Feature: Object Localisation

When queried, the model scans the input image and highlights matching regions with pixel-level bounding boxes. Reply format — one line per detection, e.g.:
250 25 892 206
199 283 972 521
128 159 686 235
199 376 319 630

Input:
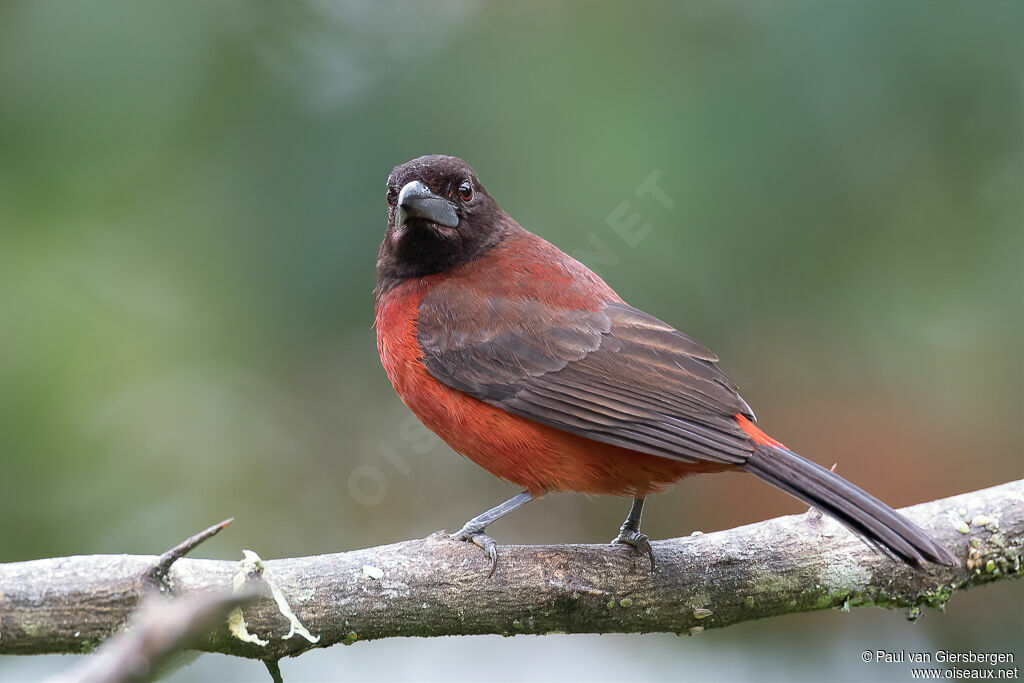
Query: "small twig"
142 518 233 591
51 518 247 683
49 589 260 683
263 659 284 683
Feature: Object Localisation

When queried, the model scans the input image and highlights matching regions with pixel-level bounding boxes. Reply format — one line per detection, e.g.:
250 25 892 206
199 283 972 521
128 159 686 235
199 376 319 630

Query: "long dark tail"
741 441 957 568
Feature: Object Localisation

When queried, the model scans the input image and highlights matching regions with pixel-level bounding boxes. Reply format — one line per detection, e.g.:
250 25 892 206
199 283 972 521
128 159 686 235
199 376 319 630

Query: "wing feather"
418 291 754 465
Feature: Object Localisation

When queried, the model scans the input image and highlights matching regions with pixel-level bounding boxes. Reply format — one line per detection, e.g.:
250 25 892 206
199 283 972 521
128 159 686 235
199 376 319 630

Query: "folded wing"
418 291 755 466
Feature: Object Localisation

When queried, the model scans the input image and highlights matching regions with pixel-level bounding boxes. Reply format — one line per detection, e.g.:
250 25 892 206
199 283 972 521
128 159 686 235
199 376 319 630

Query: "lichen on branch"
0 481 1020 664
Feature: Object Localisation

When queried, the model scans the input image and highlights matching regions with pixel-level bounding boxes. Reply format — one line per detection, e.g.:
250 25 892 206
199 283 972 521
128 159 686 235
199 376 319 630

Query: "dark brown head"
375 155 510 295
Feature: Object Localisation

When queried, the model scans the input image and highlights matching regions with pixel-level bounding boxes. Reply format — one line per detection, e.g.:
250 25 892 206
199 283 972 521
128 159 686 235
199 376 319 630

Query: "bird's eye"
386 188 397 207
457 180 473 202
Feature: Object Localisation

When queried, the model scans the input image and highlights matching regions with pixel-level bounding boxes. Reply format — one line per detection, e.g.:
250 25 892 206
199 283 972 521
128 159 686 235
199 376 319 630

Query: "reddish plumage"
376 231 729 497
373 154 956 569
735 414 786 450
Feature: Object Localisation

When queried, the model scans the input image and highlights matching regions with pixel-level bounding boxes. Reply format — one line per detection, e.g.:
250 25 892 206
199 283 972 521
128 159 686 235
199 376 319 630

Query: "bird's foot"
447 491 534 578
612 529 655 570
450 528 499 577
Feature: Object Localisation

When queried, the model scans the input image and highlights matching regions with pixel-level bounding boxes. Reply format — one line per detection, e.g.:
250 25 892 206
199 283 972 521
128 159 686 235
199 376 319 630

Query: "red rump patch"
735 414 786 449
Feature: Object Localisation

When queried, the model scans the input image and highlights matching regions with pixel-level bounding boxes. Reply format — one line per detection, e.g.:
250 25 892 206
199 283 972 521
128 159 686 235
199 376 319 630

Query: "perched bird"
374 154 957 573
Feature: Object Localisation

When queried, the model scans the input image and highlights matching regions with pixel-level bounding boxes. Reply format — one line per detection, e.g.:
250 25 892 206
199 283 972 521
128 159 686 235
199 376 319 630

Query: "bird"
373 154 957 574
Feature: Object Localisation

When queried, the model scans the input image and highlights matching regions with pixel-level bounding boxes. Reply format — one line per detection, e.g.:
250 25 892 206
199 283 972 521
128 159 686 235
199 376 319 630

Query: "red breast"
375 231 731 496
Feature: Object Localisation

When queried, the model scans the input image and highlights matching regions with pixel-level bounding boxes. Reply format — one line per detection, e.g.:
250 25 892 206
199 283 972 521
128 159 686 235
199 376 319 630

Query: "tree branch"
1 481 1020 663
48 590 258 683
141 518 233 592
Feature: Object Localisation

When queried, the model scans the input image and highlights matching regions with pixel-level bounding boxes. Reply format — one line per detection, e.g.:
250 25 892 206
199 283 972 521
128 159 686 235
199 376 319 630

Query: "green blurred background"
1 1 1021 681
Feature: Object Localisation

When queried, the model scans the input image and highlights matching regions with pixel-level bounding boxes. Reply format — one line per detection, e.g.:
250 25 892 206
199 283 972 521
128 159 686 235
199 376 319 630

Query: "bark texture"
1 481 1020 663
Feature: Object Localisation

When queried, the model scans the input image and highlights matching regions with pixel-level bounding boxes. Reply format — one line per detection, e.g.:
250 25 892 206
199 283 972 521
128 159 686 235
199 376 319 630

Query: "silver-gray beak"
397 181 459 228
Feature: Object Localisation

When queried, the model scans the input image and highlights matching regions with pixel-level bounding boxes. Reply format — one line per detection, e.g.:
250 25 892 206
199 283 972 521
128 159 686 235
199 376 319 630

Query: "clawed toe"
447 491 533 578
451 530 499 577
612 530 656 570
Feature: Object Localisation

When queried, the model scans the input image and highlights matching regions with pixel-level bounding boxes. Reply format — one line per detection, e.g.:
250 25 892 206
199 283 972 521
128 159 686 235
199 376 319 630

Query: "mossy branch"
1 481 1020 668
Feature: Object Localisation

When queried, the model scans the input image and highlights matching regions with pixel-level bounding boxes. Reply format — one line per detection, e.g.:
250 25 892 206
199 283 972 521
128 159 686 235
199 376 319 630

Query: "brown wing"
417 290 755 465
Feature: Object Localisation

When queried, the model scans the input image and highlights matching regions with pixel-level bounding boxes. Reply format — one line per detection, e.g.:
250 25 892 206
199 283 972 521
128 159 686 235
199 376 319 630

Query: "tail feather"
741 442 957 568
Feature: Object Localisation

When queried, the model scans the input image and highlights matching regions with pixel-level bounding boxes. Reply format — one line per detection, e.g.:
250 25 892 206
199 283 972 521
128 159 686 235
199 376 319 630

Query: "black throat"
374 216 512 301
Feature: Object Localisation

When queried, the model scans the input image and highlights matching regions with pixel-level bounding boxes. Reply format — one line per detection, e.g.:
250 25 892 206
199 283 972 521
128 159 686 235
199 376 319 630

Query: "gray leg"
611 497 655 570
451 491 534 576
